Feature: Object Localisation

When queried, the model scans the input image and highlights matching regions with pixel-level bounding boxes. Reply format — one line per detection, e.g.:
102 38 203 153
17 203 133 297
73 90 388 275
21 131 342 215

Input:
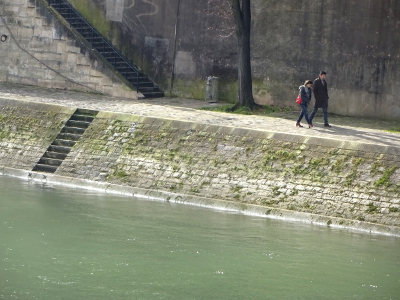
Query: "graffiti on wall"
106 0 160 34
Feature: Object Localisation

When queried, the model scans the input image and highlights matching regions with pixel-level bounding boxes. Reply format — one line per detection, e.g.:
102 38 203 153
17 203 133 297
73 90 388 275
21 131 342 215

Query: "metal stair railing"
48 0 140 91
47 0 164 98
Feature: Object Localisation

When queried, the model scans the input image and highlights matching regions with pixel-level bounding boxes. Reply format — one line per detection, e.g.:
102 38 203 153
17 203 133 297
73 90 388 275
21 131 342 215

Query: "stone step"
32 164 57 173
140 91 165 98
38 157 63 166
66 120 90 129
48 145 71 154
43 151 68 160
61 126 85 135
75 108 99 116
52 139 76 147
57 132 82 141
70 114 94 122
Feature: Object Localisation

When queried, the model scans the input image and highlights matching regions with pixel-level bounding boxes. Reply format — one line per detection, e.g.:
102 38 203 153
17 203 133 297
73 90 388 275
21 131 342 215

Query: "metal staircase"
47 0 164 99
32 109 98 173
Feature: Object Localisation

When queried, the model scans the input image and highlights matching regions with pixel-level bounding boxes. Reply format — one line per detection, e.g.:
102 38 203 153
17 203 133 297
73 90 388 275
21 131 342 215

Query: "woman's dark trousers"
297 103 311 124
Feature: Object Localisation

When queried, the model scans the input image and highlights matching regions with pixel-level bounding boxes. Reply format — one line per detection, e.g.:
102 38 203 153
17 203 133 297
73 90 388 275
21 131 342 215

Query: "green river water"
0 176 399 300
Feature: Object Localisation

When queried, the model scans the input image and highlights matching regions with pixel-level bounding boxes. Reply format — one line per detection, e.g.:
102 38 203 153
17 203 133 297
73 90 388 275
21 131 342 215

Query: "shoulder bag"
295 94 302 104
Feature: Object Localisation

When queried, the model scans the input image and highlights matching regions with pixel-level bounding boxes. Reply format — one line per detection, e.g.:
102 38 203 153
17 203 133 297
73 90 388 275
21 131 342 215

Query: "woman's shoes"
297 122 314 128
296 122 313 128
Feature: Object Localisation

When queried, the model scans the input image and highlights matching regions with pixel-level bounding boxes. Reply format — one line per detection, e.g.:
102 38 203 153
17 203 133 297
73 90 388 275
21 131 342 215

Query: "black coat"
313 78 329 108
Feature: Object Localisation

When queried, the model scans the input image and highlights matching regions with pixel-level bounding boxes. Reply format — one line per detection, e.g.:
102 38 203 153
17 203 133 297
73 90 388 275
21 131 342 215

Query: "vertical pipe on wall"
169 0 181 96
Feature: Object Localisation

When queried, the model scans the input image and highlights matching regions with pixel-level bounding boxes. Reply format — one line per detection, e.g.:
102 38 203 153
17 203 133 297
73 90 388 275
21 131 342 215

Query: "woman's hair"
304 80 313 85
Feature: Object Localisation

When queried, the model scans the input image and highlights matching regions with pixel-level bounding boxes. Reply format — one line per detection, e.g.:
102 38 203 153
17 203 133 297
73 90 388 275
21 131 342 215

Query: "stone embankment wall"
0 99 73 170
0 0 137 99
1 100 399 231
57 0 400 120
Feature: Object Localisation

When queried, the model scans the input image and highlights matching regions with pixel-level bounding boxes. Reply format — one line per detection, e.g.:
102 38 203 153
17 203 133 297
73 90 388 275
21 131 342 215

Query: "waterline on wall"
1 166 399 237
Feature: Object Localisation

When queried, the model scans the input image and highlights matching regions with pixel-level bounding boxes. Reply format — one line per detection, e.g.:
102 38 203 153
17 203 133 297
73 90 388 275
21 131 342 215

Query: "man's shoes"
308 123 313 128
296 122 303 127
324 123 332 127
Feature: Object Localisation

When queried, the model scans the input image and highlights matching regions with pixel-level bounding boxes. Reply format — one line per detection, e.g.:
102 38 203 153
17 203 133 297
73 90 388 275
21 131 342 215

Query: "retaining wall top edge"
0 97 76 114
2 98 399 156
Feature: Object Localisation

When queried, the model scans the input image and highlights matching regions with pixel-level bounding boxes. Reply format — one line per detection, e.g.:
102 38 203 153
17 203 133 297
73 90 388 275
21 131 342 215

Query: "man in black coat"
309 71 331 127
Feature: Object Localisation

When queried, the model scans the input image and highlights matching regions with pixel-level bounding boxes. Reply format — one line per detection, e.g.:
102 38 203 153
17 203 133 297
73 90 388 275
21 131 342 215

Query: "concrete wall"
0 0 138 99
58 0 400 119
1 99 399 230
251 0 400 119
1 0 398 118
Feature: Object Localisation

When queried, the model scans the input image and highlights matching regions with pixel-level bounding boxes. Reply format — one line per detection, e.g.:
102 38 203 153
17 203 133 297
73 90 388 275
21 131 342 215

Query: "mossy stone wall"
1 100 399 227
0 100 73 170
53 111 400 227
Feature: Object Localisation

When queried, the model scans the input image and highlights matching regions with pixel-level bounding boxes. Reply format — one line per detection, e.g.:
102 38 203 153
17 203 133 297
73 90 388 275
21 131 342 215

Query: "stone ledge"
98 111 400 156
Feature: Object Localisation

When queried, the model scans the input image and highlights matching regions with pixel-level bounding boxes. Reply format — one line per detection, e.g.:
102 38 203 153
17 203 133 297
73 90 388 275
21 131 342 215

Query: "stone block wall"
0 0 137 99
0 99 73 170
0 100 399 228
54 111 400 227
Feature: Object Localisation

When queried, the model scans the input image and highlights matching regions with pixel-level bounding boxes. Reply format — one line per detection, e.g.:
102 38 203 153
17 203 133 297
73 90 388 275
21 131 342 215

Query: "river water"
0 176 399 300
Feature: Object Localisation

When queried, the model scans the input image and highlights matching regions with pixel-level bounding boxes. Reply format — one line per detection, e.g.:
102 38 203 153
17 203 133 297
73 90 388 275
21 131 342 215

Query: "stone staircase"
47 0 164 99
32 108 98 173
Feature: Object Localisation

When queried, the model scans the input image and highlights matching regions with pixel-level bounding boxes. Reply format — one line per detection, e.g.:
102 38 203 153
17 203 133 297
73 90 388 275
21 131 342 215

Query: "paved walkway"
0 82 399 149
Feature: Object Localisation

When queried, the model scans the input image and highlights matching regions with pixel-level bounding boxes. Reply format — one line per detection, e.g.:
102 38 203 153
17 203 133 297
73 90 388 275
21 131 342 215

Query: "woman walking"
296 80 313 128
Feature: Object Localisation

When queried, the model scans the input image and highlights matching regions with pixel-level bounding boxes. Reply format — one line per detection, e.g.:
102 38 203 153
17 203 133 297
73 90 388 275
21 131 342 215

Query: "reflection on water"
1 176 399 300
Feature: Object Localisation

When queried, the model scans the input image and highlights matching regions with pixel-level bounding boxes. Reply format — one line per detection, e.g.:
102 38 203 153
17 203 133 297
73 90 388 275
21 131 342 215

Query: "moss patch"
375 167 397 187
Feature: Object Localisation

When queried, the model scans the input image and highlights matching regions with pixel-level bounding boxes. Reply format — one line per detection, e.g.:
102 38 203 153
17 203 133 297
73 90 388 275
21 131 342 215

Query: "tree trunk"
231 0 258 109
